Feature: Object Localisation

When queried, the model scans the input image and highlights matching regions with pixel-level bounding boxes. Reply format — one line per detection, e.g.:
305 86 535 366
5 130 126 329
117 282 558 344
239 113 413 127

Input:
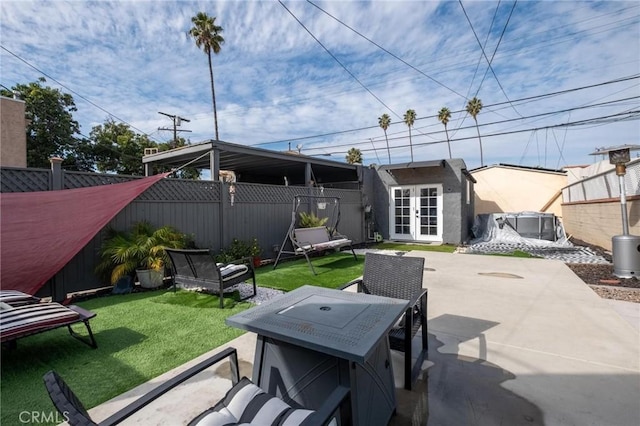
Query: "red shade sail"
0 174 167 295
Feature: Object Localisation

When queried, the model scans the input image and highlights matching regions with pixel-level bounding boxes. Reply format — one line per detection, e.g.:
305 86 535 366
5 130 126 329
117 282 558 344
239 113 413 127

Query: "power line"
185 7 639 124
460 0 522 117
465 0 502 104
0 44 163 143
298 100 639 155
278 1 401 119
323 110 639 157
306 0 466 100
253 75 640 147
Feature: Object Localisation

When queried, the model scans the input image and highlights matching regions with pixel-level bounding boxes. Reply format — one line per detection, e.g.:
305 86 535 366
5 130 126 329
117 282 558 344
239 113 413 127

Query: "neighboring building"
0 96 28 167
562 158 640 251
144 142 476 245
564 161 615 185
470 164 567 218
363 159 476 245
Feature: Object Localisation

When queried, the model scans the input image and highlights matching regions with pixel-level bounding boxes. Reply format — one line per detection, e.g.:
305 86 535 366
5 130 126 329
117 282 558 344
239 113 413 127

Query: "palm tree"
403 109 416 162
345 147 363 164
438 107 452 159
189 12 224 141
466 97 484 166
378 113 392 164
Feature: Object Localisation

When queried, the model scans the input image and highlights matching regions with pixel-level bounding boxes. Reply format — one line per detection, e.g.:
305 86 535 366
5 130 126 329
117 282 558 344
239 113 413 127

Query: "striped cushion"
0 303 79 340
0 290 40 305
189 378 317 426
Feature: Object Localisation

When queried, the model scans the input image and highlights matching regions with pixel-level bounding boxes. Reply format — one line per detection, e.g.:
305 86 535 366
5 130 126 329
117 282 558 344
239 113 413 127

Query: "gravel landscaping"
567 263 640 304
562 239 640 304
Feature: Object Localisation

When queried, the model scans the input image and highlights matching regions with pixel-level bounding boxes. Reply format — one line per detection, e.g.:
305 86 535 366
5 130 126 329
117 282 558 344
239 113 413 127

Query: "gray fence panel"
223 200 292 258
58 200 222 291
3 167 364 294
1 167 51 192
64 171 137 188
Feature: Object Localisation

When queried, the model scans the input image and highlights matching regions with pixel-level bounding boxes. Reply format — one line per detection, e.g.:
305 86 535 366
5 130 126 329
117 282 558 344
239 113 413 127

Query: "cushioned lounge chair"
341 252 428 390
44 347 350 426
0 289 41 306
165 248 256 308
0 302 97 349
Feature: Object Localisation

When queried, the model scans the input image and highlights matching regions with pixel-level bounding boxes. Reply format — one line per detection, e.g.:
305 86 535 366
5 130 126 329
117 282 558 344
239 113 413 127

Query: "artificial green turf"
487 249 541 258
0 289 250 426
256 252 365 291
1 249 423 424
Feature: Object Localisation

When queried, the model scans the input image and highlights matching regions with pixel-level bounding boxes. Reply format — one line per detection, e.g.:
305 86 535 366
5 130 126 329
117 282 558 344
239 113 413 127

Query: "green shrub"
216 238 261 263
96 221 191 285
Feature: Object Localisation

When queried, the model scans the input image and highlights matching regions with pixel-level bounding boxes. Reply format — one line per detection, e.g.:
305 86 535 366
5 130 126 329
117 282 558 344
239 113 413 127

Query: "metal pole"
619 173 629 235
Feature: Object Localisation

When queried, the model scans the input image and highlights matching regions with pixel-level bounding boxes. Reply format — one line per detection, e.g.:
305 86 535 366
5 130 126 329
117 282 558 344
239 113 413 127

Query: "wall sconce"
229 184 236 207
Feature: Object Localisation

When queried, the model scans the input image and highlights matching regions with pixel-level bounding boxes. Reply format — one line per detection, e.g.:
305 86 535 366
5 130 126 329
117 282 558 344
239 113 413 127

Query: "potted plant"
96 221 189 289
299 212 328 228
216 238 263 268
249 238 263 268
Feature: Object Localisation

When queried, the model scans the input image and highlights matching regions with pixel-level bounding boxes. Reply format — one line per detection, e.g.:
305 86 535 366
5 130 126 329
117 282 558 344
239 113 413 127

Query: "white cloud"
1 0 638 169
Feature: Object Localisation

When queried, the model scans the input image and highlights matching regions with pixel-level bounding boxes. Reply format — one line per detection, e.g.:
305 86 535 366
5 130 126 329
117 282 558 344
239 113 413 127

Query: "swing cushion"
294 227 352 253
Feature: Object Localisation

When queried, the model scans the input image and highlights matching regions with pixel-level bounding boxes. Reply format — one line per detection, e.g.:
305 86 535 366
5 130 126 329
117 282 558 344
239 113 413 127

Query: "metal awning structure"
142 140 359 186
377 159 476 184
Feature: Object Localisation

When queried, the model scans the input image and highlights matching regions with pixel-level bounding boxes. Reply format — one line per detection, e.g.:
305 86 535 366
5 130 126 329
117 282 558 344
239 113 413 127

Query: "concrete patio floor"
87 251 640 426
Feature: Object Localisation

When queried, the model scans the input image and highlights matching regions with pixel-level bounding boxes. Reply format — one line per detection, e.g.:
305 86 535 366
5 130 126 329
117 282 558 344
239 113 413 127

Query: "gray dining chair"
342 252 428 390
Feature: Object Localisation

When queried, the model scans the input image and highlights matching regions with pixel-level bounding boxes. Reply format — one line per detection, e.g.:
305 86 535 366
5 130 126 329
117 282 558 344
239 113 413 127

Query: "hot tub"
503 212 558 241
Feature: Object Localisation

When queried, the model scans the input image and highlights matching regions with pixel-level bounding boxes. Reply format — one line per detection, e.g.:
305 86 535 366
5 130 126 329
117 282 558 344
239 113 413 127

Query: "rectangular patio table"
226 285 409 426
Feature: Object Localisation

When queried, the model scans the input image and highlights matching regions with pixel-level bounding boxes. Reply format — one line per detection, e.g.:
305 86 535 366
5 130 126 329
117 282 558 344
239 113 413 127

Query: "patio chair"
341 252 427 390
165 248 256 308
0 289 41 306
0 302 97 349
44 347 351 426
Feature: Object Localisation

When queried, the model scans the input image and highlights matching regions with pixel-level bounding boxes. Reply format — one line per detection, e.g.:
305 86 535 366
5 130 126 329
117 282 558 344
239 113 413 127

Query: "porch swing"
273 194 357 274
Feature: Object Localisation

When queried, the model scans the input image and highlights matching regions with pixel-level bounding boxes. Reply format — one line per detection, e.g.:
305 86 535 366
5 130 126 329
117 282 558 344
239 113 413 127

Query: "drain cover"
478 272 524 279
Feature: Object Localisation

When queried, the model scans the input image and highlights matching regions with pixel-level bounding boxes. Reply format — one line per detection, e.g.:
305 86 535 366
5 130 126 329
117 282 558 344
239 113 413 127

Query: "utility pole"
158 111 192 148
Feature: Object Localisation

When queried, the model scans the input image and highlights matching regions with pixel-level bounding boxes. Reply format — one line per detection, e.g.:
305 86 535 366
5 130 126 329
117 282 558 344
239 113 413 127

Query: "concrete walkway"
87 252 640 425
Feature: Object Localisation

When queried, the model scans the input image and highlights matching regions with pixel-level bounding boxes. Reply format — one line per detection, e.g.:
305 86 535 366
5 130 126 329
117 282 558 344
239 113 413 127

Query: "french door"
389 185 443 242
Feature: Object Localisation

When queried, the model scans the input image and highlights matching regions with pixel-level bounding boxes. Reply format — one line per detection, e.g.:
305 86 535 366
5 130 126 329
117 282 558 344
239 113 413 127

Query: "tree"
5 78 81 168
189 12 224 141
62 138 97 171
345 147 363 164
403 109 416 162
466 97 484 166
378 113 392 164
438 107 452 159
90 119 156 175
156 137 201 179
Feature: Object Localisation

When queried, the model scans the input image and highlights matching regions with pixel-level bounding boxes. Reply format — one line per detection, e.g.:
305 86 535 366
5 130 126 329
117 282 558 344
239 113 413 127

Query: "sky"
1 0 639 171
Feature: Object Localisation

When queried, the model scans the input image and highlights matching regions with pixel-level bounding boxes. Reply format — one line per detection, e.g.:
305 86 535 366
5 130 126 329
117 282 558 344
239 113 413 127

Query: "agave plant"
96 221 189 285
